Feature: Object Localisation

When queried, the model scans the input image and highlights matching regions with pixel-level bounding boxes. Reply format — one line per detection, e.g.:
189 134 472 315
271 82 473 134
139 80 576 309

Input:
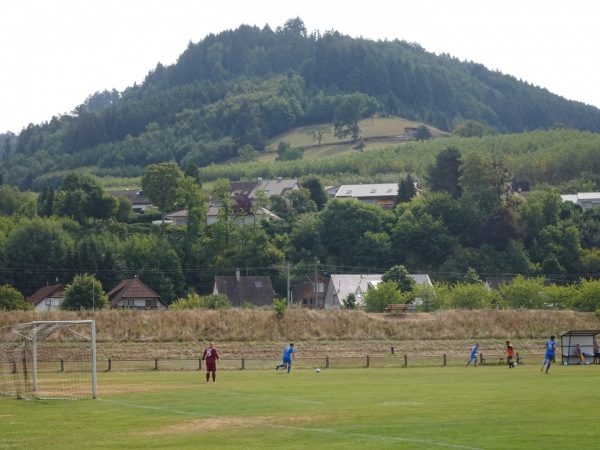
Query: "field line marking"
97 398 482 449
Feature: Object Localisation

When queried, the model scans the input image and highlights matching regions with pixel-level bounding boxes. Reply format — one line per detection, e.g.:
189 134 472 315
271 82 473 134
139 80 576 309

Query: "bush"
273 298 287 317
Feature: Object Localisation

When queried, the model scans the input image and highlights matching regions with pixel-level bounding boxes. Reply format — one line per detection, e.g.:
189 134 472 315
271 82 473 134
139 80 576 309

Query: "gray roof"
252 178 299 198
334 183 398 199
213 275 274 307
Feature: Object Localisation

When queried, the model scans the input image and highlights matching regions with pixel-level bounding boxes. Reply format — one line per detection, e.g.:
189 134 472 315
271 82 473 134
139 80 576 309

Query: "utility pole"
286 261 291 307
314 257 319 309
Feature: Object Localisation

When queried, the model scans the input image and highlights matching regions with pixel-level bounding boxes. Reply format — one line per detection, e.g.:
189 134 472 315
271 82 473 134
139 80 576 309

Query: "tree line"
2 139 600 312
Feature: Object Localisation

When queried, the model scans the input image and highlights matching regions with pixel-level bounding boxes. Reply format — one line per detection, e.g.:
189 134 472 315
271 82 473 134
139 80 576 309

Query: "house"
290 275 329 309
561 192 600 209
106 277 166 310
213 270 275 307
323 273 433 309
251 178 300 199
334 183 399 209
109 189 153 212
164 209 190 226
205 206 283 225
26 284 65 312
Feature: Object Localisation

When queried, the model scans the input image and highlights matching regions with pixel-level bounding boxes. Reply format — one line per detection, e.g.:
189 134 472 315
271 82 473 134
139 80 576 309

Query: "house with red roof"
26 284 65 312
106 277 166 310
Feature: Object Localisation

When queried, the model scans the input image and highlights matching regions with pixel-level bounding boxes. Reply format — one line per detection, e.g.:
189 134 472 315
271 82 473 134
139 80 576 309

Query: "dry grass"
1 309 597 359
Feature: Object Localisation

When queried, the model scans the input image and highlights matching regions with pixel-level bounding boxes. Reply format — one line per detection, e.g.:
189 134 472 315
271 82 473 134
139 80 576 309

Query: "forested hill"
3 17 600 190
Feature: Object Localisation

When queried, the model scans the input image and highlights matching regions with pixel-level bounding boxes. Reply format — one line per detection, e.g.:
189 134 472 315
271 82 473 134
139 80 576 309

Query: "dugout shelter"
561 330 600 365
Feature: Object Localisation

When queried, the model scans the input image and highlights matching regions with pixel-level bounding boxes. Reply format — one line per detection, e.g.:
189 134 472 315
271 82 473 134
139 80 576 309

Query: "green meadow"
1 365 598 449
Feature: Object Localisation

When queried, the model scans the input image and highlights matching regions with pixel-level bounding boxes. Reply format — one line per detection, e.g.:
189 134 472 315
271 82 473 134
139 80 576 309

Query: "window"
254 281 263 288
45 299 52 306
317 283 325 293
122 299 134 307
146 299 157 308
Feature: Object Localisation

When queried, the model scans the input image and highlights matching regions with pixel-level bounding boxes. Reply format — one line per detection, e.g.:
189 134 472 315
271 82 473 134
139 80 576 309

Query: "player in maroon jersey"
202 342 220 383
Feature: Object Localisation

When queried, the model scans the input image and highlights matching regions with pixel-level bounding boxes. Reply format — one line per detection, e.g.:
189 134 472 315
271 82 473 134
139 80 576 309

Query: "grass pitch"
1 364 598 449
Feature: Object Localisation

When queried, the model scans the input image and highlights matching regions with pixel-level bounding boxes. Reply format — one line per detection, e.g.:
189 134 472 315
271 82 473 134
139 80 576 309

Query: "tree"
363 280 404 312
53 172 117 223
396 174 416 204
61 273 108 310
414 124 432 141
141 162 184 226
308 126 331 147
0 284 31 311
426 147 462 198
479 206 523 251
177 175 208 238
342 293 357 309
333 94 367 142
498 275 547 309
382 265 415 292
459 151 504 212
452 120 497 137
300 174 328 210
238 144 259 162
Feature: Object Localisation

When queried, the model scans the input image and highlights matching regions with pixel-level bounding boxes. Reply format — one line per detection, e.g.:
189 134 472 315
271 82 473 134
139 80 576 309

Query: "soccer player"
541 335 556 373
465 342 479 367
276 342 296 373
202 342 219 383
506 341 515 368
575 344 585 364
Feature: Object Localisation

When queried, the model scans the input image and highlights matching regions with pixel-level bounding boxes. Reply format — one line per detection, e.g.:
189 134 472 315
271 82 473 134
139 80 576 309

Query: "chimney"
236 269 241 281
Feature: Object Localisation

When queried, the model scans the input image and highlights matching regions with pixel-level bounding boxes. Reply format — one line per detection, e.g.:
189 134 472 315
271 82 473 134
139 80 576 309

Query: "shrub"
273 298 287 317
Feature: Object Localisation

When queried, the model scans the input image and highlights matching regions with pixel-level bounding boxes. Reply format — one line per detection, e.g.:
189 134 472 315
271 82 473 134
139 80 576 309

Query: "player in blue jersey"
465 342 479 367
541 335 557 373
276 343 296 373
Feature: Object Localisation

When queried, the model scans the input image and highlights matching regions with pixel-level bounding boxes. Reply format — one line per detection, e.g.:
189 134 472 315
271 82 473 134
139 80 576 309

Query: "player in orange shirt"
506 341 515 368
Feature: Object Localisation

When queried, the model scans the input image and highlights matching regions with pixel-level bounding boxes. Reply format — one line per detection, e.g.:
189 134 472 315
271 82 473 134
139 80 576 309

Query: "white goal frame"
0 320 97 400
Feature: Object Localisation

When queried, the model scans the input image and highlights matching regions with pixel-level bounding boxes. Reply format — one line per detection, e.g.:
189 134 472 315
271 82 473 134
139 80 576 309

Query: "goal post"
0 320 97 400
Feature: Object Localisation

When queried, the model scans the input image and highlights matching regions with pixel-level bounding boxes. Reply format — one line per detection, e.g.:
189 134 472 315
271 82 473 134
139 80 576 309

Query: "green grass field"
1 364 598 449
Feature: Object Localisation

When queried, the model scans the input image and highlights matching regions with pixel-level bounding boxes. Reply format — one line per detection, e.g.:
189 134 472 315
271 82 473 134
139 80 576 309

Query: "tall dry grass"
1 309 597 343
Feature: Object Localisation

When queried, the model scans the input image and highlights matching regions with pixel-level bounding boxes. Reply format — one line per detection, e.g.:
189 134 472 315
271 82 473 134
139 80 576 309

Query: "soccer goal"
0 320 96 400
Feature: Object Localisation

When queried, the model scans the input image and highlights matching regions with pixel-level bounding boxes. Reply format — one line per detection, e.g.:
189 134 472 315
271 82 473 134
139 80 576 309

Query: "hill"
2 17 600 190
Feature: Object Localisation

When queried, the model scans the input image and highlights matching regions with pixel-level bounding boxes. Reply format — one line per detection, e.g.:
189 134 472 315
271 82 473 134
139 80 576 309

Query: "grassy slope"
260 117 448 162
1 309 597 360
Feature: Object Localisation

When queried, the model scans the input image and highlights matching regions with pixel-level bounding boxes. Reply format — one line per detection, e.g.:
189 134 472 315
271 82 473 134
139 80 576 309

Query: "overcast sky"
2 0 598 134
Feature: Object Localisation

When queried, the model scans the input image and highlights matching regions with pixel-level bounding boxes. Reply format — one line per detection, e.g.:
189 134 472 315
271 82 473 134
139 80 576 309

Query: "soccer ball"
513 362 517 367
316 368 321 373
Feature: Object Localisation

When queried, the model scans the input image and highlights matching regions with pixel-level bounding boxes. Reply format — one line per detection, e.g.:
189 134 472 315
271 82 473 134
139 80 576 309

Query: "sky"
2 0 599 134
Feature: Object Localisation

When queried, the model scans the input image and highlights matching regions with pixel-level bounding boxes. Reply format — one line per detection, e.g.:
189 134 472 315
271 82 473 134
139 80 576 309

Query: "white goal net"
0 320 96 400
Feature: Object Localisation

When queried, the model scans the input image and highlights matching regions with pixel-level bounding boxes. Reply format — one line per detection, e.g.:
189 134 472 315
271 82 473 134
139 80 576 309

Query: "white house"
560 192 600 209
26 284 65 312
323 273 433 309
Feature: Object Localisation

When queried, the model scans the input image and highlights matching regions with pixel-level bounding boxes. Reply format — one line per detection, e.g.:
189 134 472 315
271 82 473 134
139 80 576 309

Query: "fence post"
242 357 245 370
404 354 408 367
107 358 112 371
60 359 64 372
198 358 202 370
516 352 522 364
443 353 447 366
154 357 158 370
391 346 395 355
366 355 370 368
325 355 330 369
12 359 16 373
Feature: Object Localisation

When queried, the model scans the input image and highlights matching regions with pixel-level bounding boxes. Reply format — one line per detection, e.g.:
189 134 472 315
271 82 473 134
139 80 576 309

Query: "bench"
480 353 522 365
385 304 409 314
